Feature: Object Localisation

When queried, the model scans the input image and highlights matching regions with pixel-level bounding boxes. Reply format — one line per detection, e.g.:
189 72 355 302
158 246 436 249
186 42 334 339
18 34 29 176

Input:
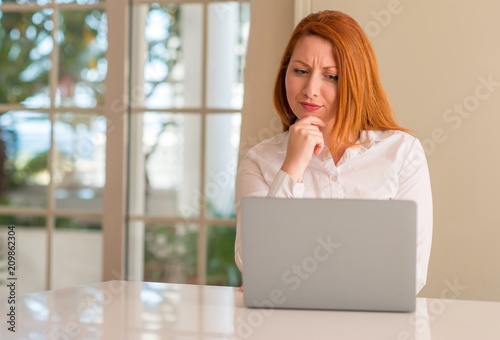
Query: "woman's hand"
281 116 326 182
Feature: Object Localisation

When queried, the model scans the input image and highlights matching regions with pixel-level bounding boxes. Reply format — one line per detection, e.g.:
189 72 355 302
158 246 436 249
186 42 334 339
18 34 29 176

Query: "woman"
235 10 432 293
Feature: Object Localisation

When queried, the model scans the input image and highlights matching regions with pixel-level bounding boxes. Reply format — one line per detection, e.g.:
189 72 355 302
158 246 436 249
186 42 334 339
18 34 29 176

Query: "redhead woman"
235 10 432 294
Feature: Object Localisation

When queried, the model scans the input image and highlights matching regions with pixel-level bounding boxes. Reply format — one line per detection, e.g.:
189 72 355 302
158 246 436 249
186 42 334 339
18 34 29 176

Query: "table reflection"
8 280 490 340
234 298 430 340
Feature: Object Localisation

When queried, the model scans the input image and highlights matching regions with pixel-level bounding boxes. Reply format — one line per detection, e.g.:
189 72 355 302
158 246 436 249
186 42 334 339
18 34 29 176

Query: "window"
0 0 107 293
127 1 250 286
0 0 249 291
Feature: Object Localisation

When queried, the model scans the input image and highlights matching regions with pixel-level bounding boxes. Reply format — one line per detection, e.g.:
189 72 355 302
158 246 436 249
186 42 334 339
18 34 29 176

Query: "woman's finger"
295 115 327 127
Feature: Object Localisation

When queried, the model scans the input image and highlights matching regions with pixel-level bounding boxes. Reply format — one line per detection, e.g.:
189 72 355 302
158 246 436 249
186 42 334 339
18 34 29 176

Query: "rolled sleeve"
267 169 305 198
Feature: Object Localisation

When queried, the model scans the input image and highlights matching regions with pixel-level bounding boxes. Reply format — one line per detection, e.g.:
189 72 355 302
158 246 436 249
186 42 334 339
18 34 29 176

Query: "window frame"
0 0 247 288
0 0 109 291
125 0 248 285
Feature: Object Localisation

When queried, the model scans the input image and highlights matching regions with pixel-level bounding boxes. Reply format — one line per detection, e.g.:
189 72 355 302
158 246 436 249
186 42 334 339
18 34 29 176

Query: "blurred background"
0 0 249 293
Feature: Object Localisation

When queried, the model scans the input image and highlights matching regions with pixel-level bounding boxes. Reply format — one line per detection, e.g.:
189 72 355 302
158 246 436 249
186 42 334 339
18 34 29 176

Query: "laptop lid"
241 197 416 312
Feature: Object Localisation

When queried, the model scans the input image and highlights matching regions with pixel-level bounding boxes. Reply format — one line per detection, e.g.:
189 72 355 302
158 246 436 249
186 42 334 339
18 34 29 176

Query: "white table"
1 280 499 339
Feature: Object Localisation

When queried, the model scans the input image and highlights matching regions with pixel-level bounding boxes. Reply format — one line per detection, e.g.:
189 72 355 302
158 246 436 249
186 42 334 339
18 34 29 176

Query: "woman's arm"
394 138 433 294
234 116 325 272
234 146 307 270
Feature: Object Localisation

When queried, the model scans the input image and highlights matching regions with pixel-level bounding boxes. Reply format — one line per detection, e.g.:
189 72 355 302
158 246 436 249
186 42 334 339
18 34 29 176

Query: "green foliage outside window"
0 11 50 104
0 10 106 105
0 9 106 207
0 4 245 287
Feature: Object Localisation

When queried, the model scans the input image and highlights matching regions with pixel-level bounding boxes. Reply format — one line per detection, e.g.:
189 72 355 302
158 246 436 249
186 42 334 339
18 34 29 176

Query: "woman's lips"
300 101 322 111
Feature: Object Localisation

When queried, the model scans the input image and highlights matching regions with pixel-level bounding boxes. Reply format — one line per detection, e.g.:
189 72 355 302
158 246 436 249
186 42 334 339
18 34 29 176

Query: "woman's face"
285 35 338 127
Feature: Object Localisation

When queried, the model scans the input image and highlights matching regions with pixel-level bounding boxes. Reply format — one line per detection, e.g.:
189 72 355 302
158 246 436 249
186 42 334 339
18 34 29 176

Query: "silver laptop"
241 197 416 312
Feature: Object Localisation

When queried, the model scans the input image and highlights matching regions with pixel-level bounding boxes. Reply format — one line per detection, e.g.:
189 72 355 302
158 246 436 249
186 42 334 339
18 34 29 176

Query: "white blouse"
234 129 433 293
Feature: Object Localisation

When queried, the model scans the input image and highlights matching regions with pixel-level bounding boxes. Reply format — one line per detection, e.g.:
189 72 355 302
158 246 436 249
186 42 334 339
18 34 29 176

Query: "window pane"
57 10 107 108
129 112 201 218
206 225 241 287
206 2 250 109
0 10 53 107
143 223 197 284
205 113 240 219
0 111 50 208
52 218 101 289
54 113 106 212
131 3 202 109
0 216 47 295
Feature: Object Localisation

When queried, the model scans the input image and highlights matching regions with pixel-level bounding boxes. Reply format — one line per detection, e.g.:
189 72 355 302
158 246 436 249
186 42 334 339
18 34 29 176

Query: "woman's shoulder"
366 129 419 147
362 129 425 157
369 129 414 140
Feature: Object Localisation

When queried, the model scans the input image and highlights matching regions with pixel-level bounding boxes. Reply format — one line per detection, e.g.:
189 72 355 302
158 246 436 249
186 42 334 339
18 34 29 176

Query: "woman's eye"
293 69 307 75
326 75 338 82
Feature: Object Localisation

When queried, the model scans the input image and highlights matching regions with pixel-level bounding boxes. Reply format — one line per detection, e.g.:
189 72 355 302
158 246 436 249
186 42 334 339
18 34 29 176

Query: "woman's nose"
303 74 320 98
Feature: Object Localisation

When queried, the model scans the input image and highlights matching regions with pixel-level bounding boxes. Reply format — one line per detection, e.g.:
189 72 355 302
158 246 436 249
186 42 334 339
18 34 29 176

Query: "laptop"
241 197 417 312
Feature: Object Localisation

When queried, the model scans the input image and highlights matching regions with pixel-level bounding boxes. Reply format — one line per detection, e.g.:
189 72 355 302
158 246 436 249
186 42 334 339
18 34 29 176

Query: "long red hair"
273 10 409 152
